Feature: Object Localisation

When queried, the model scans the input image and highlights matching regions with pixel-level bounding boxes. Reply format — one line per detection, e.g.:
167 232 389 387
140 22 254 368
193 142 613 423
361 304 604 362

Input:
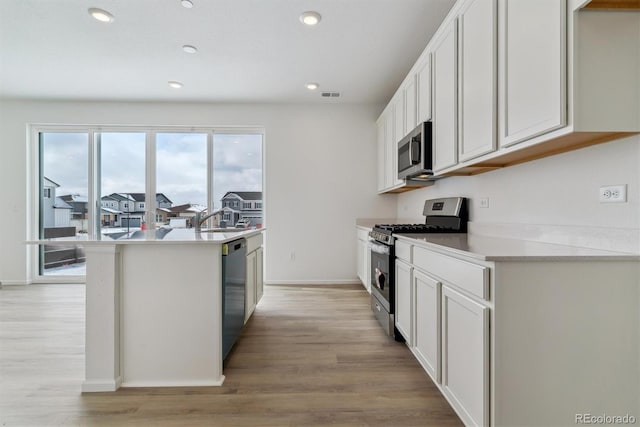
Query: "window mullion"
146 131 156 231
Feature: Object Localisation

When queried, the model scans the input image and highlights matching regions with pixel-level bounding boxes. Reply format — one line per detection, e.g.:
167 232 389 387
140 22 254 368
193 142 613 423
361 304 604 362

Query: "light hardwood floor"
0 283 462 426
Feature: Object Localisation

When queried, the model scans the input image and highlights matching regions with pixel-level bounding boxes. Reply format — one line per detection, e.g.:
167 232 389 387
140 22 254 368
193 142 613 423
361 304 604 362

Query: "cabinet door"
393 94 405 143
376 118 386 192
245 250 257 323
441 285 489 427
357 238 365 285
384 110 397 189
458 0 497 162
432 19 458 172
364 242 371 294
499 0 566 147
395 259 412 344
413 269 441 383
256 247 263 304
404 75 418 133
417 55 432 123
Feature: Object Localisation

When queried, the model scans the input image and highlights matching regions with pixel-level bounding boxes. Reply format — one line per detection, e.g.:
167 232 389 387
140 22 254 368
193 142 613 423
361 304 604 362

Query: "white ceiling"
0 0 455 104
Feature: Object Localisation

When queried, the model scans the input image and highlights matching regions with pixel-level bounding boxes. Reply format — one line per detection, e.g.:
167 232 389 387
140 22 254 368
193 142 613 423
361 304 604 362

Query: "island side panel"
120 243 223 387
82 244 122 392
492 260 639 426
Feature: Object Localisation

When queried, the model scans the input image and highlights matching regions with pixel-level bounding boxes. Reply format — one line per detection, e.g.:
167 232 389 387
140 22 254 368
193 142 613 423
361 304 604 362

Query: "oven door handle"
368 242 390 255
375 268 386 290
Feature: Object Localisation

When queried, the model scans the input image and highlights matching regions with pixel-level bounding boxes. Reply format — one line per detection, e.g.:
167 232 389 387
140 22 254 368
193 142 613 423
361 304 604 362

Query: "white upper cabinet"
416 55 432 124
458 0 497 162
499 0 566 148
377 0 639 184
385 109 396 189
432 18 458 173
376 118 386 193
404 75 418 133
393 94 405 143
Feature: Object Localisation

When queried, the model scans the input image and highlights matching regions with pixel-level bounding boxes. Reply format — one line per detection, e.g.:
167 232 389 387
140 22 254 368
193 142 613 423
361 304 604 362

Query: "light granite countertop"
395 233 639 261
28 227 264 245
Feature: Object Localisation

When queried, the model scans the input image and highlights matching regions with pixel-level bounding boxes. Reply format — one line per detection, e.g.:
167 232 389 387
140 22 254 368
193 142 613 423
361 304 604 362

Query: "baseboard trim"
265 279 362 286
81 376 121 393
0 280 31 286
120 377 225 388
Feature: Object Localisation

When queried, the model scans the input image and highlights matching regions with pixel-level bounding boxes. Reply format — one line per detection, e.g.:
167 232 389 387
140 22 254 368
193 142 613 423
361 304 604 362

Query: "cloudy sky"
42 131 262 209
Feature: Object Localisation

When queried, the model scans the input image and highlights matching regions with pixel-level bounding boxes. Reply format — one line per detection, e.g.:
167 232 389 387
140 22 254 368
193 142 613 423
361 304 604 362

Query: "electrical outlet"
479 197 489 208
290 251 296 261
599 185 627 203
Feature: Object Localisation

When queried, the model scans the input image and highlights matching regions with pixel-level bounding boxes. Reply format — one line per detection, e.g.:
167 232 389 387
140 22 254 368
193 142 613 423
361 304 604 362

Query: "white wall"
397 135 640 251
0 99 397 284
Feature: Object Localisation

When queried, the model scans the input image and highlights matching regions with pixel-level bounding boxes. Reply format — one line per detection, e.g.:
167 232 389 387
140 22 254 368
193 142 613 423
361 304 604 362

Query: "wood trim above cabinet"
440 130 639 176
583 0 640 9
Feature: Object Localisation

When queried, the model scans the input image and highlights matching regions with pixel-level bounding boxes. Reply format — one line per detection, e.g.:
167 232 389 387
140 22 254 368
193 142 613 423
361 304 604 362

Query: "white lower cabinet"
441 285 489 427
412 269 441 383
256 247 263 303
245 250 256 323
396 237 638 426
394 258 412 344
356 228 371 293
245 234 264 324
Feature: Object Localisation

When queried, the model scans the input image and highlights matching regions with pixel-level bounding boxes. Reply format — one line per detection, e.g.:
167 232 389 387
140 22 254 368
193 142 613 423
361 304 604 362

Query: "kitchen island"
33 228 264 392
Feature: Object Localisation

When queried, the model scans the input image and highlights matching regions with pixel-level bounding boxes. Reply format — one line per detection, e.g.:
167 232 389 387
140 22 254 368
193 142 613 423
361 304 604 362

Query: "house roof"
222 191 262 201
43 177 60 188
168 204 206 214
101 207 121 214
53 197 72 209
103 193 173 204
59 194 88 203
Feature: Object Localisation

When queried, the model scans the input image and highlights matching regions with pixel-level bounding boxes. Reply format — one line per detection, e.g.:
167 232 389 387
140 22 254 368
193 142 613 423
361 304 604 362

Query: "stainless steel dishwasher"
221 238 246 361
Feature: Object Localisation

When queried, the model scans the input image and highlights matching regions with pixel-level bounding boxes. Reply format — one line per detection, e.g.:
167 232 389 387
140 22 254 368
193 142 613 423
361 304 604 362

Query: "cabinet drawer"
413 247 488 300
245 233 264 253
396 240 412 263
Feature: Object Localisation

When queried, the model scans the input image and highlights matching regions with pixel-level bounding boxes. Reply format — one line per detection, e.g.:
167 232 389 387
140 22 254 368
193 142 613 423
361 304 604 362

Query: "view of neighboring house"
42 184 262 231
166 203 206 228
100 193 173 228
220 191 263 227
42 177 72 228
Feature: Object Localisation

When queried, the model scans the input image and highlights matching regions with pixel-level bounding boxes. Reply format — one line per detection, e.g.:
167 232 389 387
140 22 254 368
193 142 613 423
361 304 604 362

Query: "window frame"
29 124 265 283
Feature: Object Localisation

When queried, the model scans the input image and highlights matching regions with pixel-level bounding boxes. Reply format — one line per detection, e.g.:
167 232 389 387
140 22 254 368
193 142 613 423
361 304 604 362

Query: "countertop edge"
26 229 265 245
394 233 640 262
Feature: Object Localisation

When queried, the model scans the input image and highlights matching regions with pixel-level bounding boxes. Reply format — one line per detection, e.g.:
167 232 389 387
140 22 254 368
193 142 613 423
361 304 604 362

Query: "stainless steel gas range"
368 197 468 340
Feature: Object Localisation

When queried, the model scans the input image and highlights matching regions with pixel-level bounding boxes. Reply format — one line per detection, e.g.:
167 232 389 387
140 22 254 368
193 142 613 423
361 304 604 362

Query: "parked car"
235 218 251 228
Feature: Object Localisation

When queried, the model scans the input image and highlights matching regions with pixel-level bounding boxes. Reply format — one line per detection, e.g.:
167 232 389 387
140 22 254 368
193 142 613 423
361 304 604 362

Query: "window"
100 132 145 234
255 202 262 209
39 132 88 276
35 126 263 279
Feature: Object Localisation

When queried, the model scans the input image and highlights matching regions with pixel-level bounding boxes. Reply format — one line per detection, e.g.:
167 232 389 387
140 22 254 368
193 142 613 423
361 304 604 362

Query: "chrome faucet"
194 211 217 232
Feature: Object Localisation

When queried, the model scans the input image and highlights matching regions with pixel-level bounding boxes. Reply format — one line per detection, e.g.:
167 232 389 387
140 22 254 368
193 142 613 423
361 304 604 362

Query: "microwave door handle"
410 137 420 165
408 139 414 166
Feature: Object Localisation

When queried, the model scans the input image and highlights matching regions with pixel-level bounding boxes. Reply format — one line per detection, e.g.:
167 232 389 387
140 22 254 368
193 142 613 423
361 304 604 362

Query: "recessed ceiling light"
88 8 114 23
168 81 184 89
300 11 321 26
181 0 194 8
305 82 319 90
182 45 198 54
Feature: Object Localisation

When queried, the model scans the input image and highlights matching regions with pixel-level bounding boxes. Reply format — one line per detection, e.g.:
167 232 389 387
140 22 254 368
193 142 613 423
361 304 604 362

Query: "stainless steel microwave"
397 121 433 180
